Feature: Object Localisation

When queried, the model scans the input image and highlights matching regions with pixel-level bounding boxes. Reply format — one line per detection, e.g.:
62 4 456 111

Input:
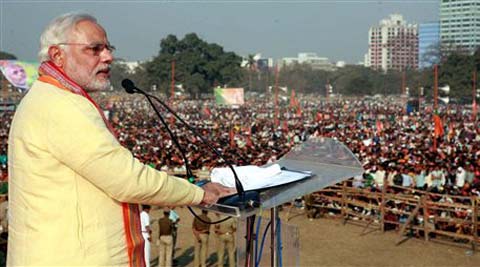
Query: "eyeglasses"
56 43 116 55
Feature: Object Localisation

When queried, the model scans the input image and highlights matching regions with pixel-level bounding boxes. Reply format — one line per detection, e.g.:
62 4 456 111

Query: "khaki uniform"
193 212 211 267
158 215 173 267
214 217 237 267
0 197 7 233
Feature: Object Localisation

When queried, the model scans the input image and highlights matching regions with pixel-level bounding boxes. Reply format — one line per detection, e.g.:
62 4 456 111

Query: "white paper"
211 164 311 191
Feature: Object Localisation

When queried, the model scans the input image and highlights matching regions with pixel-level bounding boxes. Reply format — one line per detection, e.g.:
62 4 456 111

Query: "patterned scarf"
38 61 146 267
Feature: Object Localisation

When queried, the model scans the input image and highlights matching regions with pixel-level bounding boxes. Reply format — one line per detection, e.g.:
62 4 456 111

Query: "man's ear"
48 46 65 67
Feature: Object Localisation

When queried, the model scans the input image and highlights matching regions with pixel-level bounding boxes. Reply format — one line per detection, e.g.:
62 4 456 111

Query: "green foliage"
438 51 474 99
129 34 479 100
109 59 131 90
0 51 16 60
143 33 243 97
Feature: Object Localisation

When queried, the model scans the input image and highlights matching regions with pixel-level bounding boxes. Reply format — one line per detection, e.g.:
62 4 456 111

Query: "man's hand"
200 182 236 205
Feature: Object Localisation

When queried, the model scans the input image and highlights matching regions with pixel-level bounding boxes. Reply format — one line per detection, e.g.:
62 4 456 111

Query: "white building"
440 0 480 54
365 14 418 71
121 61 140 74
281 52 335 71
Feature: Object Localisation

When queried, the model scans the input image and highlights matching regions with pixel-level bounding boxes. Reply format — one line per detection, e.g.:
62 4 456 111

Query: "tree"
439 51 474 99
109 59 131 90
144 33 243 97
0 51 16 60
246 54 256 91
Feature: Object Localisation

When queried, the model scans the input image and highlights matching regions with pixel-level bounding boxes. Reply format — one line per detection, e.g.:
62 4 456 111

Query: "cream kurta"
7 80 204 266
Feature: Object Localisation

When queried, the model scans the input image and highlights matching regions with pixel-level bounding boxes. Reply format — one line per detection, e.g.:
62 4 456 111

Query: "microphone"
121 79 247 202
121 79 196 182
121 79 137 94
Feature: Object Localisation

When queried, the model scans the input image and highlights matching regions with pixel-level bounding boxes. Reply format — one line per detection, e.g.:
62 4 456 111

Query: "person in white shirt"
455 166 466 188
141 205 152 267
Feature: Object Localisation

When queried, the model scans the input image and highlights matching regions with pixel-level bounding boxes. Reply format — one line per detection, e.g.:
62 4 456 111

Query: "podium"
199 137 363 267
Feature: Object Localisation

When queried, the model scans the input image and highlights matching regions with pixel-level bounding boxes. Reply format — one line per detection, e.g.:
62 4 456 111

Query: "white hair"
38 13 97 62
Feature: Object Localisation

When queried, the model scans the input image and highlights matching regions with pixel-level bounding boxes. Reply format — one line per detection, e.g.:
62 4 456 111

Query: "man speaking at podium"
7 13 234 266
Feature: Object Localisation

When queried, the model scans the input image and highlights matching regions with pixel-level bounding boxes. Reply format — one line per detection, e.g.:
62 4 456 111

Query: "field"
148 207 480 267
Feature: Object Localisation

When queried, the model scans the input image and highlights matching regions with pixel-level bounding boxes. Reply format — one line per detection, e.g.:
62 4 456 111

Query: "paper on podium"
211 164 311 191
202 137 363 217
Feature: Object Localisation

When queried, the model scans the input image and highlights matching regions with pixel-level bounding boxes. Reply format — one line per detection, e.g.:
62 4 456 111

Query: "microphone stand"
121 79 251 204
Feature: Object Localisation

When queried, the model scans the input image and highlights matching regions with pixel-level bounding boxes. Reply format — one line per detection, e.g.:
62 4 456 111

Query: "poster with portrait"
0 60 39 90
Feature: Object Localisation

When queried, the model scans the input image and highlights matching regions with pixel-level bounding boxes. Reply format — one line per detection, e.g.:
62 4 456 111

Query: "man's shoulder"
17 80 94 116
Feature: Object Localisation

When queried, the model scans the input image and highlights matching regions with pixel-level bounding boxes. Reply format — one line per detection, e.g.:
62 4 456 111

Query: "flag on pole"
203 105 211 117
282 121 288 132
376 120 383 135
229 127 235 148
290 89 296 108
296 105 302 117
473 99 477 121
433 114 444 137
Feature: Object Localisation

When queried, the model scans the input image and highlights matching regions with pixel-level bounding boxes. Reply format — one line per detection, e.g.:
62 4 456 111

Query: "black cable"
187 207 232 224
122 79 245 198
142 94 194 179
141 92 245 196
144 94 232 225
124 83 233 224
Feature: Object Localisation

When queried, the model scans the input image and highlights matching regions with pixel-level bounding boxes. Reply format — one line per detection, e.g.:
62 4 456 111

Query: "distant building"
366 14 418 71
440 0 480 54
241 53 273 71
419 22 440 68
281 52 335 71
336 61 346 68
119 61 140 74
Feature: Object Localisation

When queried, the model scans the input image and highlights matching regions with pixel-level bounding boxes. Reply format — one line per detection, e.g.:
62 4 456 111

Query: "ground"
148 207 480 267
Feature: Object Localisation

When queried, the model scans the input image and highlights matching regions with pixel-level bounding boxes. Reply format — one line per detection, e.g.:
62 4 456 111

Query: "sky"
0 0 439 64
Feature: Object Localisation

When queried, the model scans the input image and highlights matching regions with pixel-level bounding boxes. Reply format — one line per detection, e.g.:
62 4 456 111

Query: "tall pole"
271 207 279 267
170 59 175 103
433 64 438 150
402 70 407 114
473 69 477 121
434 64 438 111
274 65 279 127
326 79 329 99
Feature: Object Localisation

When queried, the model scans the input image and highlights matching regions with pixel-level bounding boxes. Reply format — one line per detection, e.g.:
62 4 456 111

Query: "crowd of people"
1 88 479 259
1 91 479 193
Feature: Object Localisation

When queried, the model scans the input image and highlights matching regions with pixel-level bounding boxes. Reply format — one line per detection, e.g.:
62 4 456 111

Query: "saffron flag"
473 99 477 121
203 105 211 117
282 121 288 132
376 120 383 134
229 127 235 148
290 89 297 108
296 105 302 116
433 114 444 137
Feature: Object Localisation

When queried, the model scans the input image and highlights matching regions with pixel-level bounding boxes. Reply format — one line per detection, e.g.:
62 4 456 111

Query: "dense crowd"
1 92 479 198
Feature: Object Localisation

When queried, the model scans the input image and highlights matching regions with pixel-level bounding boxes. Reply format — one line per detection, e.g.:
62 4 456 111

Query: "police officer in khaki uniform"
157 210 173 267
214 214 237 267
192 210 211 267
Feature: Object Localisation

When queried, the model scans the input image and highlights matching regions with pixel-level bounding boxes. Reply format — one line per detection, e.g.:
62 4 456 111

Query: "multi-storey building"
440 0 480 54
366 14 419 71
419 22 441 68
